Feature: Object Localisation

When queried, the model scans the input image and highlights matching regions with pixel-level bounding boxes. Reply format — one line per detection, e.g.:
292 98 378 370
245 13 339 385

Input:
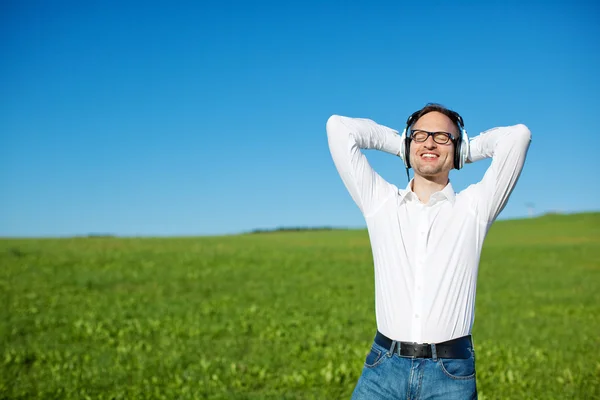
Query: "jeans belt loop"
431 343 438 361
388 340 397 356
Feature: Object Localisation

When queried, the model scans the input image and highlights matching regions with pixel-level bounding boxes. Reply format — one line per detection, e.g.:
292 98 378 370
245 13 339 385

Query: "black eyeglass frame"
409 129 457 145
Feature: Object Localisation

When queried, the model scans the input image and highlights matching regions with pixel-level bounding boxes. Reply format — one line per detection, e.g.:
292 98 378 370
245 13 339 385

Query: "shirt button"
415 314 420 319
417 286 422 291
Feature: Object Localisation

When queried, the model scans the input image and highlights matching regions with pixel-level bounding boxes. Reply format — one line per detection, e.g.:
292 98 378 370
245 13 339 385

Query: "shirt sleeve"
466 124 532 224
326 114 404 216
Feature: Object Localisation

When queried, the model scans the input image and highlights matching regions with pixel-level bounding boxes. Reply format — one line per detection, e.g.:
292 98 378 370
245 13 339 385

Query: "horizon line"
0 210 598 240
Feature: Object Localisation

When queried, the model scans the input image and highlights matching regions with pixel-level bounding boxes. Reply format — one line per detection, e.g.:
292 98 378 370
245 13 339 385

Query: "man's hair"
410 103 463 135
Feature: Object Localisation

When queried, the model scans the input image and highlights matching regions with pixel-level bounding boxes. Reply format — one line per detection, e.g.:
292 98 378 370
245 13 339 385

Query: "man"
325 103 531 399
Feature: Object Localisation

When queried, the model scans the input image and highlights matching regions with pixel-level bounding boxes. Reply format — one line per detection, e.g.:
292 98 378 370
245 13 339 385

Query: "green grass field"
1 212 599 399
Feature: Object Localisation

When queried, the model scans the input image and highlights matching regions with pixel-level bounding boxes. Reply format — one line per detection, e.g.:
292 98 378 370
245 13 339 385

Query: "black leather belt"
374 331 472 359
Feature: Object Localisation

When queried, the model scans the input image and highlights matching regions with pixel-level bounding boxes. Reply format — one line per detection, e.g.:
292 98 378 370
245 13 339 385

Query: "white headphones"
399 108 470 170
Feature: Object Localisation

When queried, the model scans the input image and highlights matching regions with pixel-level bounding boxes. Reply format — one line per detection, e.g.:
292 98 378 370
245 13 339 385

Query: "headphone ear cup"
454 134 462 170
405 136 411 169
402 114 418 170
400 128 410 169
460 129 469 169
454 128 469 169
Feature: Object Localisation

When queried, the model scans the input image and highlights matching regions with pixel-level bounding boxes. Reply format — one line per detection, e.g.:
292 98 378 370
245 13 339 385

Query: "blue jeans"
351 339 477 399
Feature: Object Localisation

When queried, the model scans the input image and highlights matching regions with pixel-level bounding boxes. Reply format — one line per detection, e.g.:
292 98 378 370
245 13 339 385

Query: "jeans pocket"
364 343 388 368
439 349 476 380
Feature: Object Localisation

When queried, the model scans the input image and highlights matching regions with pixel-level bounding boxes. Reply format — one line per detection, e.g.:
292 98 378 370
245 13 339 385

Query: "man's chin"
413 166 449 179
414 167 442 177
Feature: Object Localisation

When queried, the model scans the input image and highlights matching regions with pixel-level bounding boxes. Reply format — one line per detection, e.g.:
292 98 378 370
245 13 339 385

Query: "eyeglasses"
410 130 456 145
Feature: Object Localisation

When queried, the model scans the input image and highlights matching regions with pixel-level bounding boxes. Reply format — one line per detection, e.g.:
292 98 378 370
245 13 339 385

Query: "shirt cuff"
467 130 496 163
383 130 404 157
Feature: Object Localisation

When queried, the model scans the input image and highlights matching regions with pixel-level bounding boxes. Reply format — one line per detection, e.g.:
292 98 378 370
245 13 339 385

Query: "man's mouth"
420 153 439 159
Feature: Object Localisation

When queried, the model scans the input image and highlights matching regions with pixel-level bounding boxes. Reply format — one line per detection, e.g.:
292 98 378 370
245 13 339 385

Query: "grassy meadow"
1 212 599 399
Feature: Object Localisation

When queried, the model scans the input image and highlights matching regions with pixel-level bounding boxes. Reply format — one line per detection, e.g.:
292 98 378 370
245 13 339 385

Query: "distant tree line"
85 233 117 238
248 226 338 234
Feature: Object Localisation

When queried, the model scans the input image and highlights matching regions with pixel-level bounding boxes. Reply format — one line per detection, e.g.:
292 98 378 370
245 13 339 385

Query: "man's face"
409 111 458 178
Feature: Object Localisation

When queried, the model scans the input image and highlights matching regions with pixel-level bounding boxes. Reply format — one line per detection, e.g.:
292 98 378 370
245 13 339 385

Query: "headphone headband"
406 109 464 131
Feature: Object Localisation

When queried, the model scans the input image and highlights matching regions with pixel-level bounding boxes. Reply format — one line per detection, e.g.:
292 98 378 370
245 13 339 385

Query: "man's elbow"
513 124 532 143
326 114 341 129
326 114 345 137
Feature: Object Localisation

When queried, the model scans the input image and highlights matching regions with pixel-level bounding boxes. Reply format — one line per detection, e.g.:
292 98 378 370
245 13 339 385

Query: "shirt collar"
399 179 456 205
398 180 415 203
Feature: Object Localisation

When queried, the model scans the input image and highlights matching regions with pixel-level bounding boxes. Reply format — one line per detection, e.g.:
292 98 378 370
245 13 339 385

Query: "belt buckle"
419 342 431 358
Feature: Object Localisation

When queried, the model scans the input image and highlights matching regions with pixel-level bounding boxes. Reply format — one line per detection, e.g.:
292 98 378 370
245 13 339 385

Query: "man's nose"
423 135 437 148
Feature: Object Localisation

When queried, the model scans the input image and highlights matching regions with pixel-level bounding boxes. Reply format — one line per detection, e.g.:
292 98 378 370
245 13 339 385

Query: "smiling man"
325 103 531 399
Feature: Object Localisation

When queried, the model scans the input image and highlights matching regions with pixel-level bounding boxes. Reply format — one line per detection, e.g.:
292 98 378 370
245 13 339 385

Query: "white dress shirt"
326 115 531 344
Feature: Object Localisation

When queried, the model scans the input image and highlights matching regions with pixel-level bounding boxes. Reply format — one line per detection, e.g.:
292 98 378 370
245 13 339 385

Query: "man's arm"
466 124 532 224
326 115 404 216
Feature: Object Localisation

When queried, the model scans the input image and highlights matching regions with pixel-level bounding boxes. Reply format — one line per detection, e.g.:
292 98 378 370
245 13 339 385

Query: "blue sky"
1 0 599 237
